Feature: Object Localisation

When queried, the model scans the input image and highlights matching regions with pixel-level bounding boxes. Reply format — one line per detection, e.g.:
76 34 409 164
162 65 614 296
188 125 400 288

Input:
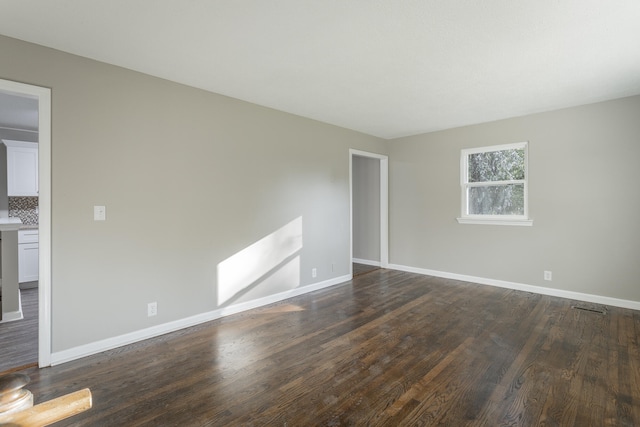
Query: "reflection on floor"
353 262 380 277
14 269 636 425
0 287 38 374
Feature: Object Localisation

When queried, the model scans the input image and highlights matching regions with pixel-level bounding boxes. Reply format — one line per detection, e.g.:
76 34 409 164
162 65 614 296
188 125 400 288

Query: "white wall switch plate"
94 205 106 221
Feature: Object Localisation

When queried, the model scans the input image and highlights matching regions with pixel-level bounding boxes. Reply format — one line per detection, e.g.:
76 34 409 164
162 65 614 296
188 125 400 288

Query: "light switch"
94 205 106 221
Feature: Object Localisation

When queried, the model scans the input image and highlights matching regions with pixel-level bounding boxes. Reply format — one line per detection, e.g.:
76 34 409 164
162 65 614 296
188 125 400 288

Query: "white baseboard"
388 263 640 311
0 309 24 323
51 264 640 366
352 258 381 267
0 290 24 323
51 274 351 366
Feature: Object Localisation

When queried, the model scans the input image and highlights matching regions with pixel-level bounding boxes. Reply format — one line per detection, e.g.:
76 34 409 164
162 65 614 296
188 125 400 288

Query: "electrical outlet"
148 302 157 317
312 268 317 278
94 205 106 221
544 271 552 281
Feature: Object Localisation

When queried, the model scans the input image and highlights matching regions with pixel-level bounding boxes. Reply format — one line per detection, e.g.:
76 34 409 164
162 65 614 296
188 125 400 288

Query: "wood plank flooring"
0 287 38 373
352 262 380 277
14 269 640 426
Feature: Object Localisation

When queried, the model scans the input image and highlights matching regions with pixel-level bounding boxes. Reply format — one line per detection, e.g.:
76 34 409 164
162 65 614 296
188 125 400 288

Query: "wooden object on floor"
0 373 32 415
0 388 91 426
12 269 640 425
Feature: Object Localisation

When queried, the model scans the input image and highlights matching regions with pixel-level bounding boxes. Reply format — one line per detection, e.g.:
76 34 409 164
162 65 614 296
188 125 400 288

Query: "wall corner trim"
387 263 640 311
352 258 381 267
50 274 351 366
0 308 24 323
0 289 24 323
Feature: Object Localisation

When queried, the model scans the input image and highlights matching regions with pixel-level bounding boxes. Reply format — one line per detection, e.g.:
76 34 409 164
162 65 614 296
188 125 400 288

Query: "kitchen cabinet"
3 140 39 197
18 229 39 283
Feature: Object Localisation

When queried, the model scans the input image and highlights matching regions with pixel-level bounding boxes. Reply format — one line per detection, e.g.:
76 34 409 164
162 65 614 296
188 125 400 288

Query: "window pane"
468 148 524 182
468 184 524 215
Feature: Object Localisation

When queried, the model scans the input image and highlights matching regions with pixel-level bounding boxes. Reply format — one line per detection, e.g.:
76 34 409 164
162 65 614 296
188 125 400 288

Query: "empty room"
0 1 639 425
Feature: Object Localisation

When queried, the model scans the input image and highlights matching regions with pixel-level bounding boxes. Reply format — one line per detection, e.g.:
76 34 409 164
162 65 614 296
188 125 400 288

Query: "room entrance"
0 78 52 371
349 149 388 277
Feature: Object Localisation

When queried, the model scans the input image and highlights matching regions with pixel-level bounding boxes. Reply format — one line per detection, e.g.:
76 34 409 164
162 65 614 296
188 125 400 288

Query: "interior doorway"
0 78 51 370
349 149 388 277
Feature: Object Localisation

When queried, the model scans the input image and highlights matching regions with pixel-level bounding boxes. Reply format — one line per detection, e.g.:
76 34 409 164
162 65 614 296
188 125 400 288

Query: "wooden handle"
0 388 92 426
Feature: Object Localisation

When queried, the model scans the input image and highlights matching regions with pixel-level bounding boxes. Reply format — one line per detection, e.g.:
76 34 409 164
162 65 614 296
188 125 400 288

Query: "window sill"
456 217 533 226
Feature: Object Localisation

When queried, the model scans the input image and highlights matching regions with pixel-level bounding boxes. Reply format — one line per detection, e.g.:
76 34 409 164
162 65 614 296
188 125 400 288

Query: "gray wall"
388 95 640 302
0 35 387 352
352 155 380 262
3 32 638 356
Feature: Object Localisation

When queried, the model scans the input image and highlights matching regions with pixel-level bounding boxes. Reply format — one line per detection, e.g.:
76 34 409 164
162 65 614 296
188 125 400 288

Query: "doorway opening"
349 149 388 278
0 78 52 371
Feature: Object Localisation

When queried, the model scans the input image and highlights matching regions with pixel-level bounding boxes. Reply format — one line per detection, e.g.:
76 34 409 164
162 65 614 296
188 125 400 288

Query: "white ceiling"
1 1 639 139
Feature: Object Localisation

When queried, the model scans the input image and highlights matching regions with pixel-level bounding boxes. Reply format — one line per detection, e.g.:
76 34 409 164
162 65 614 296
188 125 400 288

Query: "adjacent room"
0 1 639 425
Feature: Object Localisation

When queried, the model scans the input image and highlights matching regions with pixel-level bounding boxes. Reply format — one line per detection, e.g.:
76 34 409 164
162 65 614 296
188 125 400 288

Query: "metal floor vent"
571 305 607 315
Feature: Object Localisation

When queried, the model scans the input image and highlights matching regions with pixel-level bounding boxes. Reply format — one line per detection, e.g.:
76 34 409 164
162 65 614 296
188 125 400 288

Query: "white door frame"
349 149 389 276
0 78 52 367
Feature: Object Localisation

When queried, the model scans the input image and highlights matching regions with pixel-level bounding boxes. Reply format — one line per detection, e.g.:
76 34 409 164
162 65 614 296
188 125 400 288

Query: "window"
457 142 532 226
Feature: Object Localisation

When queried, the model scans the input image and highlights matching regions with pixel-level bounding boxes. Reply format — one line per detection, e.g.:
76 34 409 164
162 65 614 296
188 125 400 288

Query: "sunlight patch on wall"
217 217 303 305
230 255 301 305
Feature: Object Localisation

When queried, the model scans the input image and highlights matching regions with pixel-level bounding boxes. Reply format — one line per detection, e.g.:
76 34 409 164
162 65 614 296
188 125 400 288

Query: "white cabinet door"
18 229 39 283
19 242 39 283
3 140 39 197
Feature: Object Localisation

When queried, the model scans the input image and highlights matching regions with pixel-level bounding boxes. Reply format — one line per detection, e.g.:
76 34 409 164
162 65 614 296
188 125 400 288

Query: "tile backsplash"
9 196 39 225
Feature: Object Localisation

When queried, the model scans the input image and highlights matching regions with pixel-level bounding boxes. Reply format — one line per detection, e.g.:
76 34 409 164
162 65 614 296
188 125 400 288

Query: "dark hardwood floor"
14 269 640 426
353 262 380 277
0 287 38 373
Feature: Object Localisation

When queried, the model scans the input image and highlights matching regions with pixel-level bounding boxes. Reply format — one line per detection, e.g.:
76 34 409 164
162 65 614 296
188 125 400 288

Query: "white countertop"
0 217 22 231
19 224 39 230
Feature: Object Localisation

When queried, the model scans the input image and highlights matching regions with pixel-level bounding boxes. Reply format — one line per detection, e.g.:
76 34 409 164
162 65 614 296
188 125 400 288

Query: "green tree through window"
459 142 530 223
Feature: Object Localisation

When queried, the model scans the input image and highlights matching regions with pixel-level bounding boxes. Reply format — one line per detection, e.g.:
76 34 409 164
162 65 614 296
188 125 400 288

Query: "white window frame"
457 141 533 226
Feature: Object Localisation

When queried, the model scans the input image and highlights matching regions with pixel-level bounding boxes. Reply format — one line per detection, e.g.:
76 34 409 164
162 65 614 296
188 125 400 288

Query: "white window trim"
456 141 533 226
